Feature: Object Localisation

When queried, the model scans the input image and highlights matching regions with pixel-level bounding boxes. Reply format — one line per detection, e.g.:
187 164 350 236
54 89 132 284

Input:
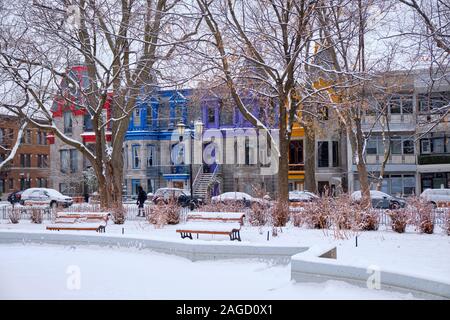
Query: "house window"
433 138 445 153
37 178 47 188
0 128 4 145
133 108 140 127
366 139 378 155
84 113 93 131
20 178 31 190
9 179 14 190
147 179 155 193
21 130 32 144
70 150 78 173
20 154 31 167
0 179 5 193
421 139 431 154
390 137 402 154
147 145 155 167
332 141 339 167
289 140 303 164
60 150 77 173
132 145 140 169
317 141 329 167
131 179 141 195
64 112 73 134
37 155 48 168
208 107 215 123
220 101 234 126
388 95 413 114
403 140 415 154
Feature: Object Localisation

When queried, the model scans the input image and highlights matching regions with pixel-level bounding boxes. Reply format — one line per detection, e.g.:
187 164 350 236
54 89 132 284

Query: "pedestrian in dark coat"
136 186 147 217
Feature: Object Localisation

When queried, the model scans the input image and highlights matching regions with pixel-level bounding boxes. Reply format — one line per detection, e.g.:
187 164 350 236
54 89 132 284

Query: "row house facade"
47 64 112 196
123 89 280 199
349 69 450 197
0 114 51 198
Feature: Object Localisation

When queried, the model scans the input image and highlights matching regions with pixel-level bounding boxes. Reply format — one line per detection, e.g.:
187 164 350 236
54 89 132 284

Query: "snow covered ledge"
291 246 450 300
0 230 308 263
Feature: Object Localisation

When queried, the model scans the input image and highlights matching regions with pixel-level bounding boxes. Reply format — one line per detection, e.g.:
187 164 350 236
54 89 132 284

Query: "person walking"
136 186 147 217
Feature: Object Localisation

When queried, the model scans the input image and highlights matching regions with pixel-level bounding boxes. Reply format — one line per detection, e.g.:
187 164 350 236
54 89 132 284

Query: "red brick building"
0 114 51 199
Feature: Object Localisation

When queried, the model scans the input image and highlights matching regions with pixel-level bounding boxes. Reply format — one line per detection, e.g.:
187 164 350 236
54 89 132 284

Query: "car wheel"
50 201 57 209
390 201 400 210
431 202 437 209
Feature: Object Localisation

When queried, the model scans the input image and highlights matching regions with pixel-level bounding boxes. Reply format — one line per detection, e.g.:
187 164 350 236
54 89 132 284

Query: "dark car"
152 188 203 210
7 191 23 204
351 190 406 209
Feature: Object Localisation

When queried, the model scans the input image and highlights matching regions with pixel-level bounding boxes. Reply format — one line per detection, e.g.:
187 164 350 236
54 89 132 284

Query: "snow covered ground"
0 244 416 299
1 219 449 299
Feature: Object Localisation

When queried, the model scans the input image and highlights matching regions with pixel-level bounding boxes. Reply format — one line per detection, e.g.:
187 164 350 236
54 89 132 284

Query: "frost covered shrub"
388 209 409 233
331 195 356 230
290 206 304 227
301 199 330 229
358 209 380 231
8 208 20 224
147 200 180 227
249 202 269 226
30 208 43 224
111 205 126 224
271 201 289 227
407 197 434 234
445 210 450 236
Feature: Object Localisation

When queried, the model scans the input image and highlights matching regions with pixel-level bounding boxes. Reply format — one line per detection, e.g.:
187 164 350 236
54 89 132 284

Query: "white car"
420 189 450 208
289 190 319 202
21 188 73 208
211 192 267 206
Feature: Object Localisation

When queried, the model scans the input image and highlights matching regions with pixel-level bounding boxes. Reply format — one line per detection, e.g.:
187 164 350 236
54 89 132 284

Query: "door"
203 142 217 173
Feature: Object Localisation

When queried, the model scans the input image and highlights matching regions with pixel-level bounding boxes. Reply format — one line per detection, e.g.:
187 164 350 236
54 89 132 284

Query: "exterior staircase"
192 165 222 200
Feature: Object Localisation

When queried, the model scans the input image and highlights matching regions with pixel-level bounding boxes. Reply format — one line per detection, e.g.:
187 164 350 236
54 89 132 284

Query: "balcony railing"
289 164 305 172
418 154 450 165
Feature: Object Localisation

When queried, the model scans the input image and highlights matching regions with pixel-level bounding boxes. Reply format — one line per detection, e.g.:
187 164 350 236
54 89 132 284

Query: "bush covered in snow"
407 197 434 234
8 208 20 224
147 200 180 227
111 205 126 224
387 209 410 233
30 208 43 224
271 201 290 227
358 209 380 231
249 202 269 226
446 210 450 236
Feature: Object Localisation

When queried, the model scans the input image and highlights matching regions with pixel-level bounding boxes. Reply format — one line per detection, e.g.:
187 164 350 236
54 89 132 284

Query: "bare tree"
0 0 200 216
193 0 319 203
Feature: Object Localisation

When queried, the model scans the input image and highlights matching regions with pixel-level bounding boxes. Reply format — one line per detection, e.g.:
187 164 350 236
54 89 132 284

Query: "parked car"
351 190 406 209
211 192 268 207
289 190 319 203
152 188 203 209
7 190 23 204
420 188 450 208
20 188 73 208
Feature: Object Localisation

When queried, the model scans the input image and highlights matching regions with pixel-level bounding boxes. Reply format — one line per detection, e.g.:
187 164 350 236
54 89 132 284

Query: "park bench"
46 211 110 233
176 211 245 241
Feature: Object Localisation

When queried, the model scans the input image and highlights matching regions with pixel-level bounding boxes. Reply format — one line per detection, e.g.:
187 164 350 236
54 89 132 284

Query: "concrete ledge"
0 230 308 263
291 246 450 300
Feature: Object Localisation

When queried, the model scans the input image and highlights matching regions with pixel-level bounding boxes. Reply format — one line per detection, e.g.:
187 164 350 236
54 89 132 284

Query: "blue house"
123 88 279 199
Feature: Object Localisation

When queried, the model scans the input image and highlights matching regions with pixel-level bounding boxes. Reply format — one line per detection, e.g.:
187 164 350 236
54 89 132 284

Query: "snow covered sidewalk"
0 244 417 300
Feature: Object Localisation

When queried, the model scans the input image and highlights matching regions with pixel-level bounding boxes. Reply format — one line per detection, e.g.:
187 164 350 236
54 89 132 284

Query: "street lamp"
177 120 203 206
